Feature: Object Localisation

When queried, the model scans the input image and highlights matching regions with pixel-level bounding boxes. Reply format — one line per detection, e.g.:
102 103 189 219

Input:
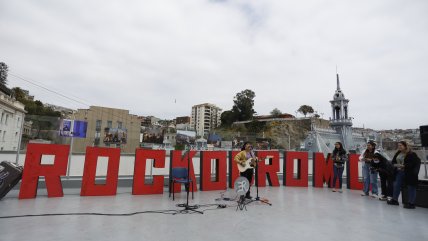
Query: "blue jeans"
393 170 417 204
393 171 404 201
333 165 344 189
362 163 378 194
408 186 417 204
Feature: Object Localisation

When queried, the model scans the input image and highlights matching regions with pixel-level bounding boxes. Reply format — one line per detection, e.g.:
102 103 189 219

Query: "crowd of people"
332 140 422 209
234 140 422 209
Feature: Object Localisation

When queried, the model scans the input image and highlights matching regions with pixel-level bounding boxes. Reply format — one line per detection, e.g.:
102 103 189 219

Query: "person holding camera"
387 141 421 208
359 140 379 197
332 142 347 193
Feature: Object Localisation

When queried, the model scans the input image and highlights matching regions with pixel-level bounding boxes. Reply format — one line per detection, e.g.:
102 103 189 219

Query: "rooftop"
1 186 427 241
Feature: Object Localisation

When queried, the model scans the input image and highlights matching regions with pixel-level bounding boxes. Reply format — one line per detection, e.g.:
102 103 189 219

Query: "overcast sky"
1 0 427 130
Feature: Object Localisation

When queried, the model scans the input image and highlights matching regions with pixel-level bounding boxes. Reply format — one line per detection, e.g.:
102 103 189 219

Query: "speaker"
402 180 428 208
420 125 428 147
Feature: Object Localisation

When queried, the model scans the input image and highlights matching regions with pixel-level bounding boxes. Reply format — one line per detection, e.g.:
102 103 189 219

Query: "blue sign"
59 119 88 138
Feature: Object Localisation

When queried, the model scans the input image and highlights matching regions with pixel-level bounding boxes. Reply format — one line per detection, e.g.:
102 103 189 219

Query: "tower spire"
336 65 340 90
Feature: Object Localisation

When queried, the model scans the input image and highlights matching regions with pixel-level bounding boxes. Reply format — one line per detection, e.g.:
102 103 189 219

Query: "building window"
0 113 4 124
2 131 6 142
117 121 122 129
5 115 8 125
96 120 102 128
107 121 112 128
94 131 100 146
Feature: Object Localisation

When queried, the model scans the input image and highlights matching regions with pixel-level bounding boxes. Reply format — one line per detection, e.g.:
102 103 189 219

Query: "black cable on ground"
0 203 235 219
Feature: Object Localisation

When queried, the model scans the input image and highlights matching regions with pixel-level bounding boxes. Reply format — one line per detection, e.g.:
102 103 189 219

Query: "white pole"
15 113 25 165
67 136 74 178
66 114 75 178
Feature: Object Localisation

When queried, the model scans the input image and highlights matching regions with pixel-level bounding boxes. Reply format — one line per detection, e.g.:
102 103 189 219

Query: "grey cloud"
1 0 427 129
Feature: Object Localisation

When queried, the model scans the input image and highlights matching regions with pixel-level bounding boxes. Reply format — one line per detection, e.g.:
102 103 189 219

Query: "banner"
103 128 127 145
59 119 88 138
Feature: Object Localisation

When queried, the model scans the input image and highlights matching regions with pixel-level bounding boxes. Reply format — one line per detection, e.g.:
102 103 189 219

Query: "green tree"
0 62 8 86
297 105 314 117
220 110 236 127
232 89 256 121
11 87 25 100
270 108 282 117
10 88 61 117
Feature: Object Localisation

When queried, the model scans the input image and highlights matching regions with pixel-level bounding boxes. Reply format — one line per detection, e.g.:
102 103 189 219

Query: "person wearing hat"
387 141 421 209
331 142 347 193
373 151 394 201
359 140 379 197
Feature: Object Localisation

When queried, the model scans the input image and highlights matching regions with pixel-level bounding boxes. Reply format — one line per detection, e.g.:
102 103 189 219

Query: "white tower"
329 73 353 150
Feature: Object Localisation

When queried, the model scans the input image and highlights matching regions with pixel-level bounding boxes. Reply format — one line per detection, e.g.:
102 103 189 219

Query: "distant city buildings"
175 116 192 130
0 88 26 151
176 116 190 124
73 106 140 153
254 113 295 121
44 103 74 117
191 103 222 137
139 116 161 127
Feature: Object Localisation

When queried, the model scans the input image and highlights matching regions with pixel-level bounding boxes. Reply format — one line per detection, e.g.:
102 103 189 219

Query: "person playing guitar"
234 142 258 199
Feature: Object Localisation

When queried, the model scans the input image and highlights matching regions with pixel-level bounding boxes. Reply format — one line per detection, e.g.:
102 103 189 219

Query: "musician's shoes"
245 195 253 199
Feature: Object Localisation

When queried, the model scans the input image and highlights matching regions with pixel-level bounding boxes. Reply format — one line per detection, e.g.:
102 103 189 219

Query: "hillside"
214 118 331 149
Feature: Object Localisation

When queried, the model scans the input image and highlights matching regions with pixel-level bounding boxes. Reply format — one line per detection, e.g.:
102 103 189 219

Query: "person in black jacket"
373 151 394 201
332 142 347 193
387 141 421 209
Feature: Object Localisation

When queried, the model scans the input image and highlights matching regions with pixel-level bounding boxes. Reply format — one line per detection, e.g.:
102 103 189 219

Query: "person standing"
332 142 347 193
234 142 258 199
359 140 379 197
373 151 394 201
387 141 421 208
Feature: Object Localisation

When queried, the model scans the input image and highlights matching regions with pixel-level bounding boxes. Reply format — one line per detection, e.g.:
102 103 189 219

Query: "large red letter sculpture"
312 152 337 188
228 151 241 188
19 143 69 199
170 150 197 193
133 149 166 195
200 151 227 191
80 147 120 196
347 153 363 190
256 151 280 187
284 151 308 187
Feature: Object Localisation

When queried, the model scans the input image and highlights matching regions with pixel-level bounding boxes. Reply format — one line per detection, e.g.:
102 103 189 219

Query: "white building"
0 90 26 151
191 103 222 137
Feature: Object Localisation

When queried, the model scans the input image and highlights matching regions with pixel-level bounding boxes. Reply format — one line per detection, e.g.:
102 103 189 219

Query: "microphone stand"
247 150 272 206
178 150 203 214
